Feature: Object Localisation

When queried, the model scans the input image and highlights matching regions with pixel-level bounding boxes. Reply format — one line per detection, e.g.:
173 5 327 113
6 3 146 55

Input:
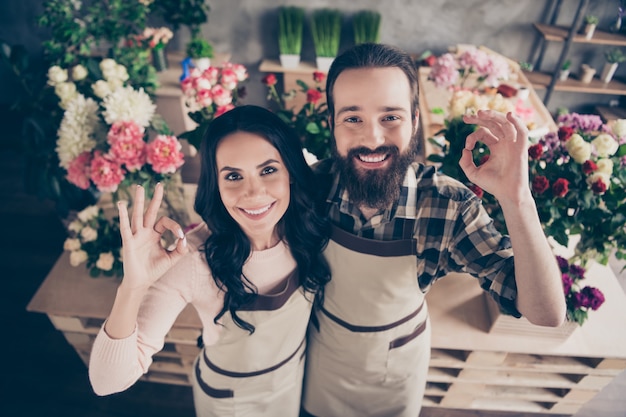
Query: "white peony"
47 66 68 85
611 119 626 139
63 238 82 251
80 226 98 242
596 158 614 175
77 205 100 222
592 133 619 157
69 250 88 266
96 252 115 271
101 86 156 127
565 134 592 163
92 80 112 98
71 64 88 81
55 94 101 168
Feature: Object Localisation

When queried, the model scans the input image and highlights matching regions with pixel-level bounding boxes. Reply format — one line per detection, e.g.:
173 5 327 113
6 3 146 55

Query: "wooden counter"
27 250 626 413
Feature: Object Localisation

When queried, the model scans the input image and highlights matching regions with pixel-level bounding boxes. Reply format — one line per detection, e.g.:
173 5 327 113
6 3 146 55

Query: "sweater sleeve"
89 249 197 396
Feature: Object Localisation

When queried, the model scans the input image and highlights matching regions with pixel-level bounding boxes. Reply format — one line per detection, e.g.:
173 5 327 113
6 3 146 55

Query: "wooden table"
27 249 626 414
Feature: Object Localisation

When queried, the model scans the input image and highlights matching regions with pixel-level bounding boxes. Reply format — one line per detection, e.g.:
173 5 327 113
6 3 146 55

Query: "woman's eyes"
261 166 277 175
223 166 277 181
224 172 242 181
343 115 400 123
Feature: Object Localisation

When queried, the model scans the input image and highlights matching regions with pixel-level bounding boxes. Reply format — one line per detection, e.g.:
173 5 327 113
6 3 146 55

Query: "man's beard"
334 135 419 210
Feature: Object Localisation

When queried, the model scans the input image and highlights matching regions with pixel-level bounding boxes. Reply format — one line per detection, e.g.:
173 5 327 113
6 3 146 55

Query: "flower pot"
315 56 335 72
151 47 168 72
559 69 570 81
600 62 619 83
584 23 596 40
192 57 211 72
580 64 596 83
279 54 301 69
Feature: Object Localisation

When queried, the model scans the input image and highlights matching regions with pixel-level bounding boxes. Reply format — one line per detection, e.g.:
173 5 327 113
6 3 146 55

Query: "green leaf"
431 107 445 115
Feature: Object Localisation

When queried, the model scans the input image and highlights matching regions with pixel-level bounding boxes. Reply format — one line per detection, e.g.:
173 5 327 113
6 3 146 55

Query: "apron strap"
320 301 424 332
331 224 417 257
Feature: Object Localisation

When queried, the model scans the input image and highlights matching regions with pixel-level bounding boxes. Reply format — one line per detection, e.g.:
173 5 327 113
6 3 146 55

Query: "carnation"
90 152 125 192
101 86 156 127
146 135 185 174
96 252 115 271
66 152 92 190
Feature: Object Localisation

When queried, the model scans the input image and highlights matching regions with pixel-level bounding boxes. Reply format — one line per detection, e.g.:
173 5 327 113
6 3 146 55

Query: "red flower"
313 71 325 83
590 177 608 194
468 183 484 199
262 74 277 86
531 175 550 195
558 126 575 142
424 54 437 67
582 160 597 175
306 88 322 104
552 178 570 197
528 143 543 160
478 154 490 165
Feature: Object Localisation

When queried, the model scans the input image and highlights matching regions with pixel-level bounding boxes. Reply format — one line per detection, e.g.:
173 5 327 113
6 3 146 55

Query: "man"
303 43 566 417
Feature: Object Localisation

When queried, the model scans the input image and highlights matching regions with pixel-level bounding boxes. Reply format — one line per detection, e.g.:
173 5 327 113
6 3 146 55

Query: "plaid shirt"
315 159 520 317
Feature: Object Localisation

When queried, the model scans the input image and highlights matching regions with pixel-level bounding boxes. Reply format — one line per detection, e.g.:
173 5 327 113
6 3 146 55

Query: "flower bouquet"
262 71 331 160
557 255 605 326
179 62 248 150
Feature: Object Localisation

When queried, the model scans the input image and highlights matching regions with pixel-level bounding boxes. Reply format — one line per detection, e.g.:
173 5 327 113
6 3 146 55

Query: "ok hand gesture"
118 183 189 291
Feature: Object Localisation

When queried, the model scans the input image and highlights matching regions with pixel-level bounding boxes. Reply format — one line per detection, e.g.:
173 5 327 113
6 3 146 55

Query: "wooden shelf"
533 23 626 46
259 59 321 75
525 70 626 95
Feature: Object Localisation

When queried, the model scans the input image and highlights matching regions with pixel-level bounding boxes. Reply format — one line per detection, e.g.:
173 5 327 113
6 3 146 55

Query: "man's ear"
412 110 420 136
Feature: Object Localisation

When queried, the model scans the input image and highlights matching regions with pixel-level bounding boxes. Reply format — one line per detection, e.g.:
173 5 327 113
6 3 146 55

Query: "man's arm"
460 110 566 327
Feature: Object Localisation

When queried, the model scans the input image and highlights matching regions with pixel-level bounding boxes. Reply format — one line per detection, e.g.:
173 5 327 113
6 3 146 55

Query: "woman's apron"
192 269 312 417
303 223 430 417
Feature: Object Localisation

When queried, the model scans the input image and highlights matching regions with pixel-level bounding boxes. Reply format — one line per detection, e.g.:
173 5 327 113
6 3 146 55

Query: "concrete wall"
1 0 624 116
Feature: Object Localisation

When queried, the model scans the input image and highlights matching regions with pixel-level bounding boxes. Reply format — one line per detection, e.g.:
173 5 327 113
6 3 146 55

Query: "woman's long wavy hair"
194 105 331 333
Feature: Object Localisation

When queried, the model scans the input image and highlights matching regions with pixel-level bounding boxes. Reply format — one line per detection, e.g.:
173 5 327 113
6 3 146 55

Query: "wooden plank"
533 23 626 46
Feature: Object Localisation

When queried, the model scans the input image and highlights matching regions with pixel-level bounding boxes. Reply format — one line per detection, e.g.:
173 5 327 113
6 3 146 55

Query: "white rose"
68 220 83 233
71 64 88 81
612 119 626 139
565 134 592 163
47 66 68 85
80 226 98 242
102 67 119 81
592 133 619 157
448 90 474 118
54 81 77 102
92 80 112 98
96 252 115 271
69 250 88 266
77 205 100 222
115 64 129 82
99 58 117 72
595 158 614 175
63 238 81 251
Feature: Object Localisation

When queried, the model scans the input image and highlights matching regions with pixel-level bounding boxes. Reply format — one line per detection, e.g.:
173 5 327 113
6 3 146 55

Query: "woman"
89 105 330 417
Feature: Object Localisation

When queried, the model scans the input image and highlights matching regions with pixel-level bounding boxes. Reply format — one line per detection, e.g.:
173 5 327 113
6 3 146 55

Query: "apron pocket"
385 319 430 383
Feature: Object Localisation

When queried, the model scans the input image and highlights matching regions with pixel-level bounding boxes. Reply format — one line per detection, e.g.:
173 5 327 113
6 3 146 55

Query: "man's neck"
359 205 380 221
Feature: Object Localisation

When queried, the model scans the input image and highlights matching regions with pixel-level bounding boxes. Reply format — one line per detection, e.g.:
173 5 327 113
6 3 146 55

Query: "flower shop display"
63 205 123 278
263 71 331 160
140 26 174 72
186 37 215 72
278 6 305 68
179 62 249 149
557 255 605 326
310 8 342 71
49 58 190 227
352 10 381 45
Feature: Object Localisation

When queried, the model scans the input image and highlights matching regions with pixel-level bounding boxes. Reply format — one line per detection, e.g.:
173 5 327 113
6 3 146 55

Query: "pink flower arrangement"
429 46 511 89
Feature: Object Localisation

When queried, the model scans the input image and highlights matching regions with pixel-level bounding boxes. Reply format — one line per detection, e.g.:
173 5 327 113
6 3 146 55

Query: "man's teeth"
359 154 386 163
243 204 272 215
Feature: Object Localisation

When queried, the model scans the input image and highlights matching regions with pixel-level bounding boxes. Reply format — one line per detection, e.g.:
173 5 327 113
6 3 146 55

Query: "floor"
2 147 625 417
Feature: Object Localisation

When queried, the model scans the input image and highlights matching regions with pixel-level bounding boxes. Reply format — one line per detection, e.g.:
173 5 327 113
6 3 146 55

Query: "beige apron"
192 269 311 417
303 224 430 417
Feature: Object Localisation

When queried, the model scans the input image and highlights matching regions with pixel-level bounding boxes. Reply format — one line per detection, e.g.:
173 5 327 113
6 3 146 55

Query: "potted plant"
186 36 214 71
310 8 342 72
559 59 571 81
579 63 596 83
601 47 626 83
278 6 305 68
352 10 381 45
583 15 599 39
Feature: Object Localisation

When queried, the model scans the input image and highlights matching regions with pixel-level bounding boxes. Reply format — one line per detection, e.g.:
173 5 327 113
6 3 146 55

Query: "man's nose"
361 122 385 148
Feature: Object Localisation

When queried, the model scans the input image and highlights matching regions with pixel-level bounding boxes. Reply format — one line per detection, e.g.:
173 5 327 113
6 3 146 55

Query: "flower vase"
580 64 596 83
192 57 211 72
152 47 168 72
279 54 301 69
584 23 596 40
600 62 619 83
559 69 570 81
315 56 335 72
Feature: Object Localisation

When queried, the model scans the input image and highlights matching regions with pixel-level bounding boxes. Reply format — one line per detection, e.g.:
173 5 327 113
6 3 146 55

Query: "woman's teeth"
242 204 272 215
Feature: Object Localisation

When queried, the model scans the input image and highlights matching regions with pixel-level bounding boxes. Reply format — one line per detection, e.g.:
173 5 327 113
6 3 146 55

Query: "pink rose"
214 104 235 118
211 84 233 107
146 135 185 174
90 152 125 193
196 89 213 108
108 135 147 171
203 67 219 85
231 63 248 82
220 68 239 90
66 152 92 190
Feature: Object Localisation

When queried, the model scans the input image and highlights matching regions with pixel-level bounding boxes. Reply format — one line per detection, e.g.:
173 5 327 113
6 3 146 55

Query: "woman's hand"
118 183 189 292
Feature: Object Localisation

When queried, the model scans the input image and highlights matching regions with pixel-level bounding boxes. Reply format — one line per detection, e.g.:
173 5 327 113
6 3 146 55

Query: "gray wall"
1 0 624 116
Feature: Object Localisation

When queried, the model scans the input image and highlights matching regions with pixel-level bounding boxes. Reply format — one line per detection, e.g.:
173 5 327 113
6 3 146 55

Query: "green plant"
605 47 626 63
278 6 305 55
152 0 210 38
352 10 381 44
518 61 534 71
562 59 572 70
186 37 214 58
584 15 599 25
310 8 342 58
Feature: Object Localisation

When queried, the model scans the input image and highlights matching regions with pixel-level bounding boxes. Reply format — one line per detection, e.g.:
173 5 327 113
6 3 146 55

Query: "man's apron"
192 269 311 417
303 223 430 417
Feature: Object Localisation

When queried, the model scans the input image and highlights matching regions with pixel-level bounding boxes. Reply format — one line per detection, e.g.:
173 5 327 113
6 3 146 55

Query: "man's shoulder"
412 163 476 203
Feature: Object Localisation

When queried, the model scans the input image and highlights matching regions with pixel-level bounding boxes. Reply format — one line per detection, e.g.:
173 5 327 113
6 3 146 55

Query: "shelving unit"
529 0 626 107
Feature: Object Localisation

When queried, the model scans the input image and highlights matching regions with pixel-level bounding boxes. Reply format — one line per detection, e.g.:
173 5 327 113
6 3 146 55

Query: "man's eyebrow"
336 105 409 116
336 105 360 117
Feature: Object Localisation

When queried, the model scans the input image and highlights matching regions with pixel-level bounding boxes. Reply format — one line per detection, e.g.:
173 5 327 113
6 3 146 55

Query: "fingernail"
178 229 185 239
182 236 187 247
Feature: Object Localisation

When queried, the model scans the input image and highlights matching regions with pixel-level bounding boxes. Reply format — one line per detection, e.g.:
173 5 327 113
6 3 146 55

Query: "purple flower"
556 255 569 272
581 286 605 311
556 112 603 133
562 273 573 294
569 264 586 279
